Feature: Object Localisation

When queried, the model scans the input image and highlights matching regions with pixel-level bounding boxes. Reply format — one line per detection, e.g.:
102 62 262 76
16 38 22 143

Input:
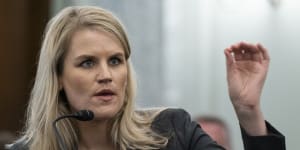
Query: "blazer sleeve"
241 121 286 150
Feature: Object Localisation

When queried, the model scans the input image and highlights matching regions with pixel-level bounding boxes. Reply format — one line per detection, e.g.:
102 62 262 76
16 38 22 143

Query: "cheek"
62 74 92 110
114 68 128 104
119 70 128 93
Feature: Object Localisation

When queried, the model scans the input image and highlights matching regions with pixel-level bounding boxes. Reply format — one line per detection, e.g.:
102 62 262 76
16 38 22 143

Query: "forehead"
67 27 124 56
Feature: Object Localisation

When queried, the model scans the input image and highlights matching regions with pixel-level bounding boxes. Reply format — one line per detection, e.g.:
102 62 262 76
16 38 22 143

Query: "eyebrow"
74 52 125 60
75 55 96 61
110 52 125 58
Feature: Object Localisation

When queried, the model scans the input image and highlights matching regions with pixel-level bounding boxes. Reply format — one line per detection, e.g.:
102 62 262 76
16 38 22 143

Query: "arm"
224 42 269 135
224 42 285 149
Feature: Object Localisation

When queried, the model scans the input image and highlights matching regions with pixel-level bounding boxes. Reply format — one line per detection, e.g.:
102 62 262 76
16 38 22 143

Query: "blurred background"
0 0 298 149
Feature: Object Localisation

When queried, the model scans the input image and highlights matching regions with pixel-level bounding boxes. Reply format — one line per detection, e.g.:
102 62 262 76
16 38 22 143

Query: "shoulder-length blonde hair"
18 6 167 150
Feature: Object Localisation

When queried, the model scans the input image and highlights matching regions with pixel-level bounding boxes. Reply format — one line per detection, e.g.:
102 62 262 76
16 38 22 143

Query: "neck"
77 120 114 150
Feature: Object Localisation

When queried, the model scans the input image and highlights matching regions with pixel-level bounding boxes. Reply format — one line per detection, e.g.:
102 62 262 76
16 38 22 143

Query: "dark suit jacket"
151 108 285 150
7 108 286 150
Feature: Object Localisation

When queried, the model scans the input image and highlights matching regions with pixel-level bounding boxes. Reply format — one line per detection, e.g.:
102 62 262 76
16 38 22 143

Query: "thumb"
224 48 235 72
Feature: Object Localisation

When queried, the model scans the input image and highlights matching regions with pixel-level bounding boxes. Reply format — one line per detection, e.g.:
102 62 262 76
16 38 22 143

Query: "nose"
96 63 112 84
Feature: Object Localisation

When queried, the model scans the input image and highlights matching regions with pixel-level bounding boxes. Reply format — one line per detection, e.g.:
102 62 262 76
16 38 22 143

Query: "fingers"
224 47 236 75
239 42 263 62
257 43 270 60
224 42 268 63
231 43 249 61
224 48 234 65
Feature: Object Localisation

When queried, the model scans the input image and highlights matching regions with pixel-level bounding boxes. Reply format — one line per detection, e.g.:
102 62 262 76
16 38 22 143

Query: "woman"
7 6 285 150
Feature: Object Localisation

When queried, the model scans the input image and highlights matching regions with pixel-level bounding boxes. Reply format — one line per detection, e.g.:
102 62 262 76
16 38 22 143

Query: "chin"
92 107 123 121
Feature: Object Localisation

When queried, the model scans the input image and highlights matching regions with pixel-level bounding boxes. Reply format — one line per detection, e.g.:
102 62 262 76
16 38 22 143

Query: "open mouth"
96 89 115 96
94 89 116 101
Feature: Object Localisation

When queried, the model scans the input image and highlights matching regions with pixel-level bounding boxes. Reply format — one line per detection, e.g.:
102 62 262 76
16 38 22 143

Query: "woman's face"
59 28 128 121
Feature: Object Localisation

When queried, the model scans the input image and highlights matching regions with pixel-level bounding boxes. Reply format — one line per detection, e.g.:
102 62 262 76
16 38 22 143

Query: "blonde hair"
17 6 168 150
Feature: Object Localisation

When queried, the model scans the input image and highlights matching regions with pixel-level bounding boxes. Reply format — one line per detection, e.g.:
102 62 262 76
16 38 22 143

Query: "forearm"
234 104 267 136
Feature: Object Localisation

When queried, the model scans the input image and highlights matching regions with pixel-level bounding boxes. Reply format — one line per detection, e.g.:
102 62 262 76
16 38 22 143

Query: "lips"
94 89 116 101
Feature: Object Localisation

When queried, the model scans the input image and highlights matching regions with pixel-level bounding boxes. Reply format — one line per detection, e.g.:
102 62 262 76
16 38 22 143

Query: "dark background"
0 0 50 144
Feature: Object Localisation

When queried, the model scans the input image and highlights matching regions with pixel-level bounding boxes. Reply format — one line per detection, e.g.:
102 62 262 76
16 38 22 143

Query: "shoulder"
155 108 189 118
151 108 207 149
152 108 224 149
153 108 190 123
135 107 168 116
151 108 193 134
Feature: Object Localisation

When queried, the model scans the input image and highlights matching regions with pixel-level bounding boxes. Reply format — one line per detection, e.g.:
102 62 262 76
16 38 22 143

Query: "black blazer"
151 108 285 150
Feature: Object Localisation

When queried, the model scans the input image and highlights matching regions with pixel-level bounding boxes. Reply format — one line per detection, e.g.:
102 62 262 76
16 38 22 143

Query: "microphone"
73 110 94 121
52 110 94 150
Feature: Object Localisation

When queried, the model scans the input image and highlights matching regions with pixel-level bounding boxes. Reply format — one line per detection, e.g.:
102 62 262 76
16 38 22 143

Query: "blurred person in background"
196 116 231 150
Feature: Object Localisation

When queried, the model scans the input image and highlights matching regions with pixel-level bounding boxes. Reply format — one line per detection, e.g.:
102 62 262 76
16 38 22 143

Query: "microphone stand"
52 110 94 150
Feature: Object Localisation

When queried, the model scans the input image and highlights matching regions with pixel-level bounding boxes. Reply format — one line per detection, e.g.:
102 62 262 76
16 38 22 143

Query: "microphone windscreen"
74 110 94 121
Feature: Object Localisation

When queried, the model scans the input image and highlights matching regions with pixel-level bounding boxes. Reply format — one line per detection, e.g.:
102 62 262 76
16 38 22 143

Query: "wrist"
234 105 267 136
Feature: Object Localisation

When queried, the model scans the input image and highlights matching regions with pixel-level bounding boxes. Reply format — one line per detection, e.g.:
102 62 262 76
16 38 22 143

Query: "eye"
109 57 122 66
80 59 95 68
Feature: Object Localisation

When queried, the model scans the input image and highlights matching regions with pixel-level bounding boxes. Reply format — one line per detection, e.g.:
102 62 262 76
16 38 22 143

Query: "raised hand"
224 42 269 135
